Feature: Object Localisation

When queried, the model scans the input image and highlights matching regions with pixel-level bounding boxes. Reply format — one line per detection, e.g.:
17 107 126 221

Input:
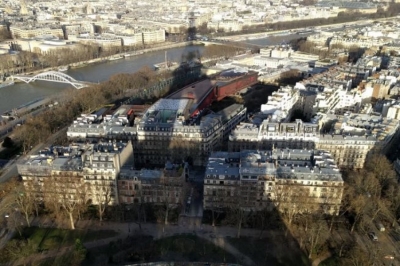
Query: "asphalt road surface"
0 127 68 183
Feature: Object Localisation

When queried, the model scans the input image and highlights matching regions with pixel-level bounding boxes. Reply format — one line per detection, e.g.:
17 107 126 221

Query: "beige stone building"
82 141 134 205
203 149 344 215
142 29 166 44
229 119 319 152
135 99 246 166
10 25 64 39
228 113 400 169
17 142 134 206
117 163 188 207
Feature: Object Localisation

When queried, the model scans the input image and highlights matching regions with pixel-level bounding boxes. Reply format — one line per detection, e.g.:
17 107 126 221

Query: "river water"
0 33 309 115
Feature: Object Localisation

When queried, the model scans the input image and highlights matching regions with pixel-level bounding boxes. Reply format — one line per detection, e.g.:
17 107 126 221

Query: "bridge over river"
12 71 96 89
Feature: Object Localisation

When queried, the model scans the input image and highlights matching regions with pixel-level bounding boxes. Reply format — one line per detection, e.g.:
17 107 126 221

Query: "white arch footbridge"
12 71 95 89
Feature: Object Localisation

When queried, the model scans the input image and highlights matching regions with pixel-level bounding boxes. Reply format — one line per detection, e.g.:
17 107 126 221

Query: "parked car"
368 232 378 241
376 221 385 232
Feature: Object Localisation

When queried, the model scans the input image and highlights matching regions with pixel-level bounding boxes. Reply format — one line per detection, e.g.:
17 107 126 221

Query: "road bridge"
12 71 95 89
200 40 263 51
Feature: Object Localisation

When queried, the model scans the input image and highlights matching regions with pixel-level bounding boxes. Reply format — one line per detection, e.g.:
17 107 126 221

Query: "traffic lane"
0 127 68 183
0 107 47 141
361 230 400 265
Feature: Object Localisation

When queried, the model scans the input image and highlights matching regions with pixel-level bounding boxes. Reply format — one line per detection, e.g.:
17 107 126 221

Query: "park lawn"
227 236 310 266
85 233 238 265
36 250 76 266
20 226 118 251
152 234 237 263
319 255 340 266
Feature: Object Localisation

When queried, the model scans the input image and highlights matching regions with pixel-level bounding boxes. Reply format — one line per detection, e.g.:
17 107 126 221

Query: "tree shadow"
203 206 311 265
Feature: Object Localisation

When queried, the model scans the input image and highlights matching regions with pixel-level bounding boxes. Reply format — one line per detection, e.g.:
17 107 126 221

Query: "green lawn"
20 226 118 251
36 250 79 266
227 236 310 266
0 227 117 265
152 234 237 263
85 233 238 265
319 255 340 266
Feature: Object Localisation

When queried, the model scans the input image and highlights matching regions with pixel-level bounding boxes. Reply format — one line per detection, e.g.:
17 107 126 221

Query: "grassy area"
85 233 238 265
152 234 236 262
20 226 117 251
319 255 340 266
0 227 117 265
37 250 79 266
227 236 310 266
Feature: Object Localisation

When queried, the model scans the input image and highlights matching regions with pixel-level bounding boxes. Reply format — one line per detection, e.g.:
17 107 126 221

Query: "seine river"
0 33 309 115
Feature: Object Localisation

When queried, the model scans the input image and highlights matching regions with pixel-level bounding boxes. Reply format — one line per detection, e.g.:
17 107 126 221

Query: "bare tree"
273 182 312 226
14 189 34 227
228 205 246 238
255 207 277 238
43 175 87 230
6 211 24 237
348 193 368 233
306 216 329 259
209 202 223 227
223 190 248 238
94 187 112 222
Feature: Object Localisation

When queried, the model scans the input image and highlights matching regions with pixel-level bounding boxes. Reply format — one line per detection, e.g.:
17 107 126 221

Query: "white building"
254 56 288 68
261 86 299 117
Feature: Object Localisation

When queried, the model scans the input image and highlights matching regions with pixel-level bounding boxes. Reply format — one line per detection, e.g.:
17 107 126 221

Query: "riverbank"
0 41 198 84
68 41 197 70
216 16 395 42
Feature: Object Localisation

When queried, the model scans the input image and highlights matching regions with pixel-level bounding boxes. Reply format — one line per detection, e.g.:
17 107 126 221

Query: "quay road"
215 15 396 42
0 104 50 142
0 126 68 183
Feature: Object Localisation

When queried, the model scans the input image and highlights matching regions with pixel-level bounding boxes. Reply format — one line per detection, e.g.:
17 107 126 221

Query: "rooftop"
119 168 163 180
141 98 191 125
17 141 131 175
205 149 343 182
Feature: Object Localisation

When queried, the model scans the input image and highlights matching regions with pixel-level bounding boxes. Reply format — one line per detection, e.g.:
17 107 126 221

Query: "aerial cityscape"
1 0 400 265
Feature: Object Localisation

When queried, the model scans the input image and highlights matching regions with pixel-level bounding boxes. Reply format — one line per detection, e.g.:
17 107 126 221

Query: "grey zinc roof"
205 149 343 182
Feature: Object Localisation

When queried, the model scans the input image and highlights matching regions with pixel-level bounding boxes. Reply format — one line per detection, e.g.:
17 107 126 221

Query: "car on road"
368 232 378 241
384 254 395 260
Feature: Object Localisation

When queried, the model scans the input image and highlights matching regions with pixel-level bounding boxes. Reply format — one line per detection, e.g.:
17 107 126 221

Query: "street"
0 126 68 183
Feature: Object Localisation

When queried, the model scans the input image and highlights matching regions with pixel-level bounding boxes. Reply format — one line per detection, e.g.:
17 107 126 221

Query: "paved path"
27 217 264 266
312 252 332 266
83 220 258 266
